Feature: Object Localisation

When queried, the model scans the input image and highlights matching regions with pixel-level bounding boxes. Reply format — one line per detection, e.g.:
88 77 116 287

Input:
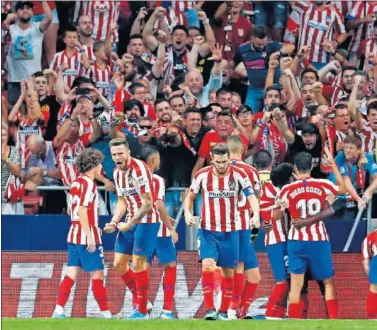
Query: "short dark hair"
294 152 312 173
93 41 105 52
342 66 357 75
367 101 377 116
188 26 201 33
211 143 230 157
344 135 362 149
301 68 319 81
32 71 45 79
129 82 145 94
271 163 294 188
154 98 170 108
140 146 159 162
63 26 78 38
72 76 96 89
172 24 188 35
352 70 369 80
124 99 145 116
76 149 104 174
129 34 143 41
334 103 348 111
183 107 202 119
216 87 232 98
216 110 232 118
169 95 186 104
265 85 281 97
253 150 272 170
109 138 129 149
252 26 267 39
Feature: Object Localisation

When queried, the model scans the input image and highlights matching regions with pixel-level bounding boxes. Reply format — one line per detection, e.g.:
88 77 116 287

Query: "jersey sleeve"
322 180 340 196
190 172 202 195
134 163 152 195
155 176 165 201
361 236 370 260
333 9 346 35
236 168 254 197
80 179 95 207
113 170 123 197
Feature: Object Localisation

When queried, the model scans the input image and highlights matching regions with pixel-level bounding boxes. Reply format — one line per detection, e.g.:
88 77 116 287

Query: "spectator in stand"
31 1 58 64
192 110 248 174
169 95 187 115
236 105 254 147
213 1 253 62
4 1 52 109
253 1 288 41
1 122 23 215
50 26 90 89
286 1 347 70
77 15 95 63
234 26 294 113
124 99 144 124
201 103 222 130
346 1 377 65
216 88 233 112
221 60 248 102
128 82 156 120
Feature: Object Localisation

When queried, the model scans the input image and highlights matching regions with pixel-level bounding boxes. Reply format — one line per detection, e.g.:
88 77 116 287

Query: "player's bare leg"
323 277 338 319
238 267 261 319
89 270 113 318
228 262 245 318
288 273 305 319
266 280 289 319
202 258 218 320
113 253 138 308
217 267 235 320
367 284 377 319
132 254 150 316
53 266 81 318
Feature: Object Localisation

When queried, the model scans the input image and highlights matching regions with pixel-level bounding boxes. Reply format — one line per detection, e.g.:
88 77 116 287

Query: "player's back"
68 176 102 245
279 178 339 241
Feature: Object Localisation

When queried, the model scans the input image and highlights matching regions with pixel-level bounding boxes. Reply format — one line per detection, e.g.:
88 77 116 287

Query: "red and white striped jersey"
114 158 160 224
294 2 346 63
347 2 377 53
55 140 86 187
15 114 45 168
190 165 254 232
332 1 355 16
50 50 82 89
260 181 288 246
279 177 339 241
284 8 301 44
79 120 93 147
231 160 260 231
1 0 10 13
67 175 102 245
171 1 195 12
153 174 170 238
361 39 377 72
362 230 377 259
360 126 377 154
82 44 96 64
58 104 72 126
88 63 112 98
77 1 120 42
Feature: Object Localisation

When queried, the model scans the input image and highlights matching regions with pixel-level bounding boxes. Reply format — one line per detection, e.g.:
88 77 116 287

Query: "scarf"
345 159 366 207
224 12 233 52
4 174 25 204
258 122 287 165
320 123 336 173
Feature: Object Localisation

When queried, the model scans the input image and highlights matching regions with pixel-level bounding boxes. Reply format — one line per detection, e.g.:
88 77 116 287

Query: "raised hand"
208 43 223 62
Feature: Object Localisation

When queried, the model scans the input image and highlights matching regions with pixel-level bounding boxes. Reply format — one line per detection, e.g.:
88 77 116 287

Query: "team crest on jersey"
261 52 267 58
228 180 236 190
238 29 244 37
95 1 109 12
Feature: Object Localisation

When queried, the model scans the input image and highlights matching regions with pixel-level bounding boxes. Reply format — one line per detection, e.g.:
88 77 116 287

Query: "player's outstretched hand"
104 222 116 233
117 222 132 232
291 218 307 229
86 236 96 253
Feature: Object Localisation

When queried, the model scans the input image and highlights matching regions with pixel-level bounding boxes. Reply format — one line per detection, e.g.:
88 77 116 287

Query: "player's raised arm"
324 147 346 195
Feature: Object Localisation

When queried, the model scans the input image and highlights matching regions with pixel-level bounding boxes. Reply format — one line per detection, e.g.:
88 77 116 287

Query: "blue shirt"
234 41 282 89
329 152 377 200
91 136 115 180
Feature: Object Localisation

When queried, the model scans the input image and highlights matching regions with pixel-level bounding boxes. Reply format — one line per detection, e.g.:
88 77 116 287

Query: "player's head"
270 163 295 188
226 135 244 157
211 143 230 175
109 138 130 169
253 150 273 171
140 146 160 172
343 135 362 162
293 152 313 175
76 149 104 177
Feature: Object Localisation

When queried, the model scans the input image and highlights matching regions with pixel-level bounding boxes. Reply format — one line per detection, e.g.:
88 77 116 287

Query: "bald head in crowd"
186 70 204 96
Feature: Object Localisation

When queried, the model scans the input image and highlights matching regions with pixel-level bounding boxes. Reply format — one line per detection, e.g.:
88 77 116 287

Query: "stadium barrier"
2 251 369 319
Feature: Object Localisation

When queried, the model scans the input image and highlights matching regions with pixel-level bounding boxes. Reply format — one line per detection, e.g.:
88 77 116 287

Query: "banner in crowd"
2 252 369 319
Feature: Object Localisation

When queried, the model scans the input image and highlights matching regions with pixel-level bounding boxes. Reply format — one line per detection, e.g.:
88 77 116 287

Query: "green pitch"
2 319 377 330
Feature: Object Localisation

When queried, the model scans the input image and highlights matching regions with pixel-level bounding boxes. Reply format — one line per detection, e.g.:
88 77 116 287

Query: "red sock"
163 266 176 311
121 269 137 307
239 282 258 314
326 299 338 319
367 291 377 319
229 273 244 310
202 271 215 310
266 282 289 318
301 293 309 319
56 276 74 307
288 301 304 319
135 269 149 315
92 279 109 312
219 276 234 313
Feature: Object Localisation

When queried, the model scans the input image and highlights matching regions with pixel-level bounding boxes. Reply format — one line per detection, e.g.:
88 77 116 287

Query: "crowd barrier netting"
2 252 369 319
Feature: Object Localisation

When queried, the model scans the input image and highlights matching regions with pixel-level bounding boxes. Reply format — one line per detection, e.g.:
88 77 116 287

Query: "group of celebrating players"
51 135 377 320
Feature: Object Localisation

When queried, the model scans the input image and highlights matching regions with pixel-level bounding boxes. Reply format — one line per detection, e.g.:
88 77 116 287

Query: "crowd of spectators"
1 1 377 220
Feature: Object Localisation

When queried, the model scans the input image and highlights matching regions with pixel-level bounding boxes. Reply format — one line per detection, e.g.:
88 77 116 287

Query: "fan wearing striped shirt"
52 149 113 319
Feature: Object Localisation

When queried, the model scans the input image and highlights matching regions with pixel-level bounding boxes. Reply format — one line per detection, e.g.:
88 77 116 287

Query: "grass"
2 319 377 330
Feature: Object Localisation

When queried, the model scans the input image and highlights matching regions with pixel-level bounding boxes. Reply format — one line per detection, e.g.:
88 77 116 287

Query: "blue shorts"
199 230 239 268
239 230 251 263
244 241 259 271
288 240 334 281
31 8 59 24
266 242 289 282
147 236 177 265
370 256 377 285
114 223 159 257
67 243 104 272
